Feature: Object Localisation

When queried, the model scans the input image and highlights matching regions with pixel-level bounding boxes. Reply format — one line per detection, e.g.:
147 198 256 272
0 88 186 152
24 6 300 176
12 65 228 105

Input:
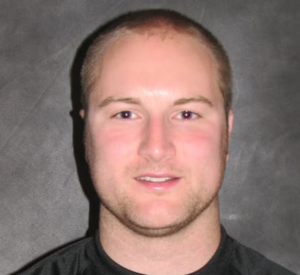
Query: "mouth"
135 175 180 191
136 176 175 182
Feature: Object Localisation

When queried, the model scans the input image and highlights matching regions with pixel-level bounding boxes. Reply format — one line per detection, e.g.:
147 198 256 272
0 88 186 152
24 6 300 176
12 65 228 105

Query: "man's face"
84 33 233 237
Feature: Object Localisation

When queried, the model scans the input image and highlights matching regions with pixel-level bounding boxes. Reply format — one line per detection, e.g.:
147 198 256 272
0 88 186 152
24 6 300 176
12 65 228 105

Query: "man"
19 9 295 275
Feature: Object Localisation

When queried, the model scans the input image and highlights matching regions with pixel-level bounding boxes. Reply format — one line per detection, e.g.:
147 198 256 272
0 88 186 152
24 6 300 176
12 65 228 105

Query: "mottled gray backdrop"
1 1 299 274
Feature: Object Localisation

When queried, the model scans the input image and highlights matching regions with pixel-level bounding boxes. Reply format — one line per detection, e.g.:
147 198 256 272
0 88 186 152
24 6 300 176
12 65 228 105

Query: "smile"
136 177 174 182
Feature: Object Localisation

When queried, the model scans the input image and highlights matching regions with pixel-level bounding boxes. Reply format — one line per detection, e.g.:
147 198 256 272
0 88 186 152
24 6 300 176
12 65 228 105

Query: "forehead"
91 33 221 104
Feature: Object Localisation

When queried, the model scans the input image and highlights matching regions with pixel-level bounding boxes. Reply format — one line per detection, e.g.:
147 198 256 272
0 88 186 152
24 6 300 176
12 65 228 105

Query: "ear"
80 109 85 119
226 109 234 161
227 109 234 138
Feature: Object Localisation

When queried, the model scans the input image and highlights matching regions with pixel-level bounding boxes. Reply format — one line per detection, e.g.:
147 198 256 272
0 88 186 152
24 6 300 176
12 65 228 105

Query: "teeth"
137 177 172 182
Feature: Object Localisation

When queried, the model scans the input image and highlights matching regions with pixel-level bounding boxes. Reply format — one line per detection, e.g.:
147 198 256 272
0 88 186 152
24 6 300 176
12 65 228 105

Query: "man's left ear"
226 109 234 161
80 109 85 119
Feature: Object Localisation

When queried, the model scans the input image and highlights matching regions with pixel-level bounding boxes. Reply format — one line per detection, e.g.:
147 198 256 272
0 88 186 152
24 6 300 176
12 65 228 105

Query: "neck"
99 199 221 275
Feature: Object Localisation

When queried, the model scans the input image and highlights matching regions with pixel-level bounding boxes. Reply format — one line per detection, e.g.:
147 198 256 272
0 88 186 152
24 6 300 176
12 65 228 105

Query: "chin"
102 194 216 238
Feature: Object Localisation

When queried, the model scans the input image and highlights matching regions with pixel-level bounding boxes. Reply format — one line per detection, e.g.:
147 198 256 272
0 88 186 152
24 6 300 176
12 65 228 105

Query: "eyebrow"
98 95 214 108
98 96 141 108
173 96 214 107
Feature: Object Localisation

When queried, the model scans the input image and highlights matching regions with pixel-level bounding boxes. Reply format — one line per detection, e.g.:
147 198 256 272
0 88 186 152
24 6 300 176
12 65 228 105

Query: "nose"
138 118 176 163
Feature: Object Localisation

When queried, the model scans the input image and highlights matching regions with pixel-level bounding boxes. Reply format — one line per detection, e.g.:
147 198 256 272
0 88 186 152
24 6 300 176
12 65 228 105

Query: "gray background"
1 0 299 274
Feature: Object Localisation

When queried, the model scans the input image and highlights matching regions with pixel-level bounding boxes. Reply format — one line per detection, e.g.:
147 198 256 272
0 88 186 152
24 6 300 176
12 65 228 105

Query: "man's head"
80 9 234 238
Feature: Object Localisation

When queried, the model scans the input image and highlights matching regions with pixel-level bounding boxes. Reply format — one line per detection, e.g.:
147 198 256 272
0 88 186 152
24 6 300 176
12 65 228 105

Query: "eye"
114 111 137 119
175 110 199 120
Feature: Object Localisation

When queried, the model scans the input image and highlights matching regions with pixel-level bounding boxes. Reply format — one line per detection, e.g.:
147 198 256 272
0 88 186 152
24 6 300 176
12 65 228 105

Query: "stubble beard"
84 124 229 238
100 184 220 238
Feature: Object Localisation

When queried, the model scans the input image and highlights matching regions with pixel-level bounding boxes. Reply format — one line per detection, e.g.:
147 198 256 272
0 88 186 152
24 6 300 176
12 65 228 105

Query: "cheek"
93 126 139 160
176 126 224 159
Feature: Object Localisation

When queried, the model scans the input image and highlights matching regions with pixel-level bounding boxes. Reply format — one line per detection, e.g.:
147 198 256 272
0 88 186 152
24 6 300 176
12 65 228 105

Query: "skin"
81 32 233 274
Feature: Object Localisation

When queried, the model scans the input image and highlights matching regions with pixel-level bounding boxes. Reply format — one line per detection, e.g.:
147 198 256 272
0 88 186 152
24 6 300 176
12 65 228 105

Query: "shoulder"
228 235 296 275
17 236 98 275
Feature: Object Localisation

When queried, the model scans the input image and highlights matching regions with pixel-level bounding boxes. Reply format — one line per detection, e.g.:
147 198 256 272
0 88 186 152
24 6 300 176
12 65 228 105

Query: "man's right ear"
80 109 85 119
227 109 234 138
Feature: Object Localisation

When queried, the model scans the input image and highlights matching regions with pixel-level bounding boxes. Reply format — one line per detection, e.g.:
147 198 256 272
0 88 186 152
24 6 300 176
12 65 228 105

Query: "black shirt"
18 227 296 275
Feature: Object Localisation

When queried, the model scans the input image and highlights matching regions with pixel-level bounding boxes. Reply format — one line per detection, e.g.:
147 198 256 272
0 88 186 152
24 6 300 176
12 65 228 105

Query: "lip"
134 174 180 191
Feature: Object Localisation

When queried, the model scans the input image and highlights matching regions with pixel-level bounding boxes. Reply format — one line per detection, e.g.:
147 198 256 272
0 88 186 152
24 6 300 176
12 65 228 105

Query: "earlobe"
80 109 85 119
